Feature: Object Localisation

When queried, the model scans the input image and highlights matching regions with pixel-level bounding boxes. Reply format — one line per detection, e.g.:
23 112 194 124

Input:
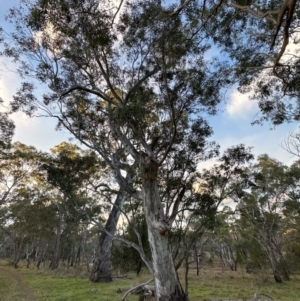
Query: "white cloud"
0 58 70 152
197 158 219 172
11 111 70 151
0 60 21 115
226 89 257 118
226 32 300 119
216 127 297 166
280 32 300 64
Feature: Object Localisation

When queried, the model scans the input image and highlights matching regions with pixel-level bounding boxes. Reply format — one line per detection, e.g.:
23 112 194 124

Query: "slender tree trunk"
26 245 36 268
276 248 290 281
225 244 237 271
143 174 187 301
36 243 48 269
257 228 289 283
184 252 189 296
195 248 200 276
67 256 71 269
50 206 62 270
259 232 290 283
89 191 126 282
279 257 290 281
13 236 24 268
75 245 81 267
70 254 75 267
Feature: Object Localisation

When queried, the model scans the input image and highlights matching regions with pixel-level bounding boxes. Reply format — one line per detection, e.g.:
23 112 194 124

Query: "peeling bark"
142 167 187 301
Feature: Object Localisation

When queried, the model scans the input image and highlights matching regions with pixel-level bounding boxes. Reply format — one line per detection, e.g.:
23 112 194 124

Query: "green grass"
0 267 18 301
186 269 300 301
1 261 300 301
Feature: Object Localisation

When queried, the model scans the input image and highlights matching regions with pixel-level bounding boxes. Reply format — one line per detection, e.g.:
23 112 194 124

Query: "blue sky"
0 0 298 165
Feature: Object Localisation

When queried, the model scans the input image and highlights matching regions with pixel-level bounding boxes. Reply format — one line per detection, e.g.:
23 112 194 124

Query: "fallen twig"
119 278 154 301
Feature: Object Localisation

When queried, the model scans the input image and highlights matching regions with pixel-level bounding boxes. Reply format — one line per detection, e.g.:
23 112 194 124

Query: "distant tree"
282 130 300 158
212 206 239 272
282 160 300 272
0 142 55 268
42 142 100 270
233 209 270 276
3 186 57 268
0 142 40 205
237 155 292 282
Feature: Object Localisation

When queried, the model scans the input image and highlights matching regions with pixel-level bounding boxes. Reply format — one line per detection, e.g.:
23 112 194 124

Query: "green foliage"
0 99 15 150
43 142 100 196
112 214 150 275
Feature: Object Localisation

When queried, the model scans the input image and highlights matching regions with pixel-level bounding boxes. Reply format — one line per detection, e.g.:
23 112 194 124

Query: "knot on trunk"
140 153 158 181
154 220 170 236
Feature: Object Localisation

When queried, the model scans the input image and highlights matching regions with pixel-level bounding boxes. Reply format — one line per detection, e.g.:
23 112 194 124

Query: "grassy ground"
0 261 299 301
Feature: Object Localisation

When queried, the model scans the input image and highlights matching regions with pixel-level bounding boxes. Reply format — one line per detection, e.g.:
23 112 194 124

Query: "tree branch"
111 0 125 26
124 67 160 104
168 0 193 17
228 3 278 24
60 85 118 106
272 0 297 78
169 186 186 227
120 278 154 301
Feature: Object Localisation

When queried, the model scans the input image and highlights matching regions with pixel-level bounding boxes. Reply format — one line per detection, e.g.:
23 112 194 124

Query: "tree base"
89 274 112 283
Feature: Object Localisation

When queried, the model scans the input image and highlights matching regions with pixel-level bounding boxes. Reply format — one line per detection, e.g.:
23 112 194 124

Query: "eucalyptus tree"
237 155 292 282
1 0 228 299
175 145 254 273
0 142 55 267
2 186 57 268
282 159 300 272
0 142 41 206
42 142 102 270
210 206 239 272
199 145 254 204
165 144 251 268
43 142 121 280
233 209 270 275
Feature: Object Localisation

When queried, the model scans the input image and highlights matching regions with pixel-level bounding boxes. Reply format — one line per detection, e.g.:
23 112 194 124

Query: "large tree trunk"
265 243 283 283
256 228 289 283
89 191 126 282
269 254 283 283
142 163 187 301
262 233 290 283
279 256 290 281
